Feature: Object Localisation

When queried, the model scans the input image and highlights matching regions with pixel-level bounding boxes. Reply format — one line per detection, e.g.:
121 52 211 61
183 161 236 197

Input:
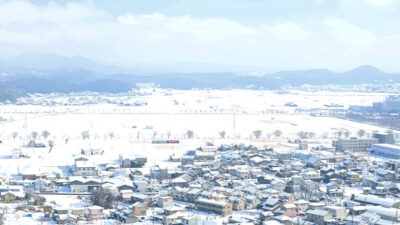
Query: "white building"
74 160 98 176
371 144 400 159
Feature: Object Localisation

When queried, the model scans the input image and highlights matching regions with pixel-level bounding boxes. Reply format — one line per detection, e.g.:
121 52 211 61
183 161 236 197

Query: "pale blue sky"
0 0 399 72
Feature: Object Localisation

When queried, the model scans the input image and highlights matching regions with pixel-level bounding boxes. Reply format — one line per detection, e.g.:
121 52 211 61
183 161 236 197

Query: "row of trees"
251 130 283 139
10 128 390 142
11 130 51 141
335 129 366 139
81 130 190 140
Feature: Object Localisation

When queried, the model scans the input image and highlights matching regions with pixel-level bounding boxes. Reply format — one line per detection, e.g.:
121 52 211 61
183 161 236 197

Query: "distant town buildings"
333 138 378 152
372 132 395 144
371 144 400 159
375 95 400 112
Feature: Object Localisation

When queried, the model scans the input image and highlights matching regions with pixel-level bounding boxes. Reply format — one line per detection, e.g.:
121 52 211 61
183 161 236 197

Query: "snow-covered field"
0 90 392 177
0 89 396 224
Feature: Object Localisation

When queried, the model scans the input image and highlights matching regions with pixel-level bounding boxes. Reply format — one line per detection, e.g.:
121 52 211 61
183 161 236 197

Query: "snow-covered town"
0 89 399 224
2 0 400 224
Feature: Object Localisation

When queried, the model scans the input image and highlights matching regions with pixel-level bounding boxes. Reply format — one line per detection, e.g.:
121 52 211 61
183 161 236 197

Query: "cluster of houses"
2 134 400 224
15 92 151 107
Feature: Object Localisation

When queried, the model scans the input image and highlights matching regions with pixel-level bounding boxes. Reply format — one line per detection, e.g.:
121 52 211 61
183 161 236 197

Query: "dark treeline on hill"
0 53 399 102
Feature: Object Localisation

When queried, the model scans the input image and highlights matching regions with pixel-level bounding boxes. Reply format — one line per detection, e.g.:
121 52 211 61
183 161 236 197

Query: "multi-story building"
382 95 400 112
158 196 173 208
333 138 378 152
73 158 98 176
195 198 232 216
373 133 395 144
325 206 347 221
371 144 400 159
306 209 332 225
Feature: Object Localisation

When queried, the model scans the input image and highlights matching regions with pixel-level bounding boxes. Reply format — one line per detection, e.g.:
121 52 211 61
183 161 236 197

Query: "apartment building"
195 198 232 216
333 138 378 152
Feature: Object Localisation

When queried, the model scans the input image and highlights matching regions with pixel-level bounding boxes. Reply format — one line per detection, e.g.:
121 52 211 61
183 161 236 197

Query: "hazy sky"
0 0 400 71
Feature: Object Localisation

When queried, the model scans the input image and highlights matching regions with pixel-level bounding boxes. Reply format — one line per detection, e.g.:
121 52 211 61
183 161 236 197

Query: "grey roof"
196 198 229 207
354 194 398 207
367 206 400 219
307 209 329 216
265 197 279 206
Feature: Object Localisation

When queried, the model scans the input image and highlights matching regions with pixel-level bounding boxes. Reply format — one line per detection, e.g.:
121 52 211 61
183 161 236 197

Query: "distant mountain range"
0 53 399 101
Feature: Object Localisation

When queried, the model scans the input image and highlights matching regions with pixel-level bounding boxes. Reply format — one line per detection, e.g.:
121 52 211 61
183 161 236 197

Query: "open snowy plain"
0 89 393 175
0 89 395 224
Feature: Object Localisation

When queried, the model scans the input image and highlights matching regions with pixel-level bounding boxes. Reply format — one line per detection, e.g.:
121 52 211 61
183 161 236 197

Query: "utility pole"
233 112 237 145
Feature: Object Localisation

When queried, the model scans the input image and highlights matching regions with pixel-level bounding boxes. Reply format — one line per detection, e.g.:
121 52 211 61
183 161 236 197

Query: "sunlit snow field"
0 90 393 178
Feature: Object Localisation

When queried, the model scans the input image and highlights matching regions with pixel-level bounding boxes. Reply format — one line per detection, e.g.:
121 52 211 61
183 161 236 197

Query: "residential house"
120 189 133 202
131 193 152 206
325 206 347 221
120 154 147 168
73 160 98 176
283 203 297 218
87 206 105 220
294 200 309 213
1 192 16 203
306 209 333 225
132 202 147 216
158 196 173 208
69 178 101 192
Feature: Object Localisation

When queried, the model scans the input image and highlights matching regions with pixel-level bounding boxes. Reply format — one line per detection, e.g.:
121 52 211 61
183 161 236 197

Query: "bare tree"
337 129 344 139
219 130 226 139
273 130 282 138
48 140 55 153
33 195 46 205
152 131 158 139
253 130 262 139
25 191 46 205
42 130 50 140
167 131 172 139
108 132 115 140
186 130 194 139
81 131 90 140
31 131 38 140
91 188 117 209
344 130 351 138
12 132 18 141
299 180 320 201
357 129 366 138
297 131 307 139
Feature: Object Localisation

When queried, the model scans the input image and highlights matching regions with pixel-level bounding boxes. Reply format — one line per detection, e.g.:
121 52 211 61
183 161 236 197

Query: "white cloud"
118 13 167 25
0 1 107 25
325 18 377 48
119 13 258 41
117 14 143 25
0 0 398 70
268 22 308 41
364 0 393 6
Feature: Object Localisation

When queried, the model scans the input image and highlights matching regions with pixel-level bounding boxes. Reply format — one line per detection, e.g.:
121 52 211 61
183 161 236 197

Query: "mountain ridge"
0 53 398 102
